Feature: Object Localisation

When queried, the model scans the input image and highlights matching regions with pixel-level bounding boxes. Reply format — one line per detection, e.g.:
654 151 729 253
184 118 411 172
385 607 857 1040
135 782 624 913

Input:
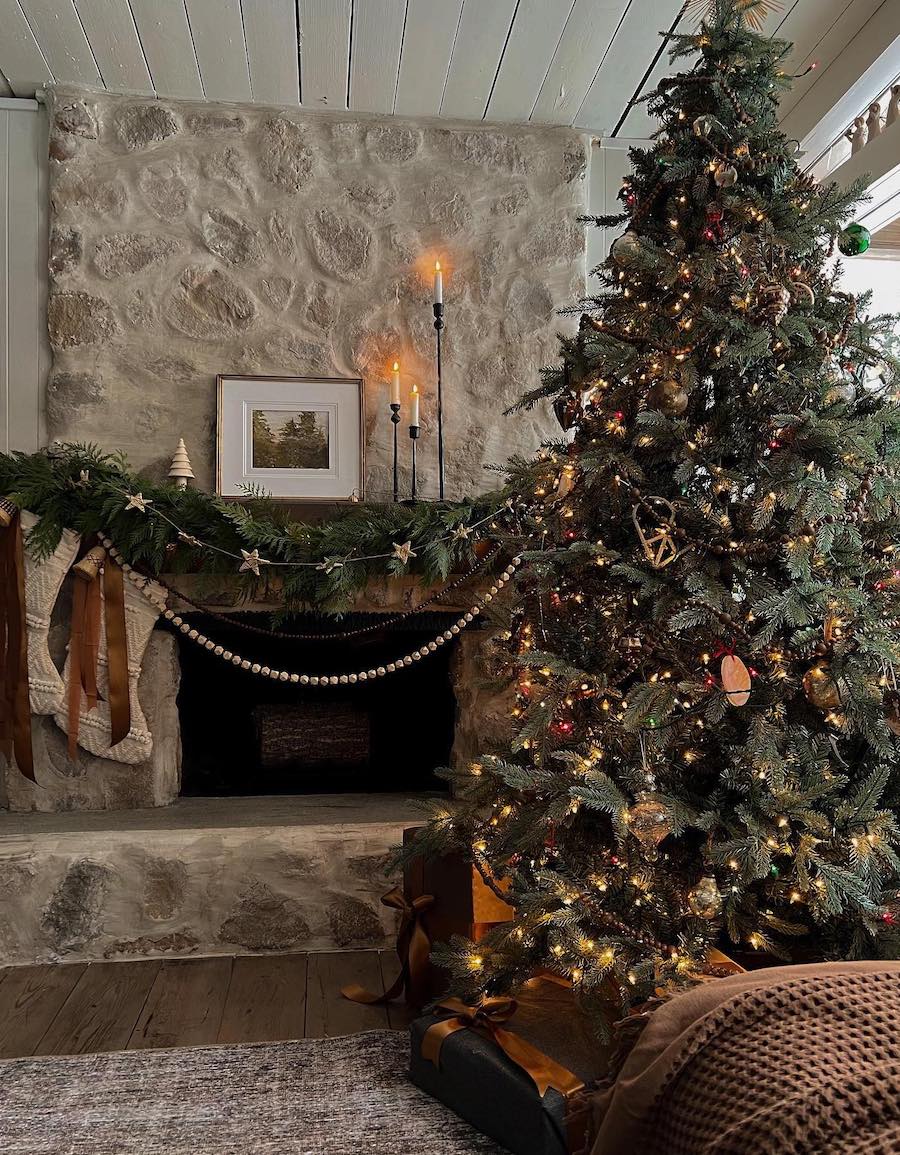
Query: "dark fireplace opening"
174 612 460 796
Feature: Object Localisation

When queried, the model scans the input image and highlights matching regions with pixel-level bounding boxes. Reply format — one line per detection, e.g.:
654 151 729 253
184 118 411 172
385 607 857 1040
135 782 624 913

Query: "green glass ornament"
838 223 871 256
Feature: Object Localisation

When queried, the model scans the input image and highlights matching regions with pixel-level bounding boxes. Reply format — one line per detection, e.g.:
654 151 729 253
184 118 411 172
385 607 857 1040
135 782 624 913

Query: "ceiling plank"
776 0 883 120
440 0 517 120
486 0 575 123
0 0 54 95
530 0 629 126
17 0 102 87
72 0 153 93
394 0 463 117
298 0 352 110
616 5 692 139
184 0 252 102
349 0 407 114
129 0 204 99
242 0 300 106
575 0 685 133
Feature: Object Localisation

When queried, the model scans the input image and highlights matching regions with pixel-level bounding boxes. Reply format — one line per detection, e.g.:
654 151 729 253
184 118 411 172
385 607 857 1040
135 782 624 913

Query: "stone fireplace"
0 573 511 967
0 84 582 966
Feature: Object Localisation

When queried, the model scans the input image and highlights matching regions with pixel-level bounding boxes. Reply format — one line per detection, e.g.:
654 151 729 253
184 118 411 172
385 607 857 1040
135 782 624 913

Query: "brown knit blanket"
592 961 900 1155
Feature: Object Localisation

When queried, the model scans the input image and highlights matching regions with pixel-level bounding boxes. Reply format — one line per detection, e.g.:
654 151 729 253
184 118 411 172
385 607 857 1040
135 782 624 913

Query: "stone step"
0 793 433 968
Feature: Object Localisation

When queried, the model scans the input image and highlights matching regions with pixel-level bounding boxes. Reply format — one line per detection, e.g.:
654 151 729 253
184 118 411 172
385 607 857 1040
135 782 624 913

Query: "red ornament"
882 912 896 926
705 204 726 243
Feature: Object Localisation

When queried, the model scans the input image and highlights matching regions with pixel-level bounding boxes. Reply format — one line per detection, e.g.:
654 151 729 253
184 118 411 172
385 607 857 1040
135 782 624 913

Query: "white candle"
410 383 420 426
391 361 400 406
434 260 443 305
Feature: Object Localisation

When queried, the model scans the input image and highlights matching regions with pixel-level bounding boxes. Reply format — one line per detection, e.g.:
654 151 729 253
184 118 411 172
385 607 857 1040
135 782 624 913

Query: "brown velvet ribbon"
342 886 435 1007
0 511 34 780
421 996 585 1101
102 560 130 747
67 555 131 759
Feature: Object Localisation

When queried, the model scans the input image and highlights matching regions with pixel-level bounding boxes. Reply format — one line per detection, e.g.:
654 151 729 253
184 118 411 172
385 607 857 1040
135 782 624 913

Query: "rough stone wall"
0 800 414 964
45 88 587 499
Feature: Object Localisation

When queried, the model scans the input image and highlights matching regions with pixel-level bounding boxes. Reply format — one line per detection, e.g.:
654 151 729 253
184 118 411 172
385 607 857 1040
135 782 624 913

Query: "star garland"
120 487 513 574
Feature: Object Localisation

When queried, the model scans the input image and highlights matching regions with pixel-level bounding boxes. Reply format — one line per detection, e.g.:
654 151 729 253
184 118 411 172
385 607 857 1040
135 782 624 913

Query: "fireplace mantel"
162 571 486 616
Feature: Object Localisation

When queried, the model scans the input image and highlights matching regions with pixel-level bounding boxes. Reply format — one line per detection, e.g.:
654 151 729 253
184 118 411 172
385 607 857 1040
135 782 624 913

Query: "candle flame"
435 260 441 272
412 383 418 394
392 360 399 372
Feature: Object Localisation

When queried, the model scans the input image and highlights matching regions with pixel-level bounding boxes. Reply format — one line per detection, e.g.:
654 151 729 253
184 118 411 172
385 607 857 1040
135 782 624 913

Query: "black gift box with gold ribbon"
409 979 607 1155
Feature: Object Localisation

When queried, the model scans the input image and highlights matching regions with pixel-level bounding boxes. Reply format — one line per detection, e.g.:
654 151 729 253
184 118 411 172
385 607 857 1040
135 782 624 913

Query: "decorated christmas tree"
416 0 900 1031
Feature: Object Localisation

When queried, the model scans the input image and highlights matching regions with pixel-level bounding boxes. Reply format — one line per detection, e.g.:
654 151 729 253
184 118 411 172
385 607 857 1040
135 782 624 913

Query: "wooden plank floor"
0 950 412 1060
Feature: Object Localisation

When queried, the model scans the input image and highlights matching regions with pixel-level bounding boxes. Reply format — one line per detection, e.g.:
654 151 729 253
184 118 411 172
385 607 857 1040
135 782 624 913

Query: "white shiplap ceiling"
0 0 884 136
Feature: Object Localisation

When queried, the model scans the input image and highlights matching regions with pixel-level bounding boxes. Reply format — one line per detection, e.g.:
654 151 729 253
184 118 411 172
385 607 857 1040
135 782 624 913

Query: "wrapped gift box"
402 826 514 1004
409 978 607 1155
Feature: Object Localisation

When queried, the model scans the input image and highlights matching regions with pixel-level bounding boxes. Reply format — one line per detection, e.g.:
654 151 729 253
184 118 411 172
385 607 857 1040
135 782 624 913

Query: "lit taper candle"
391 360 401 407
410 382 420 426
433 260 443 305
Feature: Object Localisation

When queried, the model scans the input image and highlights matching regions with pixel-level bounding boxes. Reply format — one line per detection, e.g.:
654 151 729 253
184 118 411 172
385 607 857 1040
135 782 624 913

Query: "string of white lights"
99 533 524 685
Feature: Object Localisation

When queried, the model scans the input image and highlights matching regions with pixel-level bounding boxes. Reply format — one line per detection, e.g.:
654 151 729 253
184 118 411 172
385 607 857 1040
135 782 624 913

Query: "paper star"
451 524 471 541
78 469 90 486
317 556 345 574
125 493 152 513
239 549 269 576
178 531 202 548
392 540 417 565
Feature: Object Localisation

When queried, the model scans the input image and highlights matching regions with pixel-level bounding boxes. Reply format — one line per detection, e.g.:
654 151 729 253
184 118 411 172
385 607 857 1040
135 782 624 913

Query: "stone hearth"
0 794 422 965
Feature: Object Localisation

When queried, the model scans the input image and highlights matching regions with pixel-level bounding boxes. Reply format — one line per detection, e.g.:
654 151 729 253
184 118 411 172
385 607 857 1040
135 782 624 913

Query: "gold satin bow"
342 886 435 1008
422 996 585 1100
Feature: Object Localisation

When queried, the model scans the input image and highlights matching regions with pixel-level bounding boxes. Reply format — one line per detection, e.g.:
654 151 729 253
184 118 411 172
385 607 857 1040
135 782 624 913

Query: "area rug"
0 1030 506 1154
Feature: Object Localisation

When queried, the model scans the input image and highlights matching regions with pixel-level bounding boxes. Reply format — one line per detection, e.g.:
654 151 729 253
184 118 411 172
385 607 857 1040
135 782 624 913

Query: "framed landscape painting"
217 375 364 501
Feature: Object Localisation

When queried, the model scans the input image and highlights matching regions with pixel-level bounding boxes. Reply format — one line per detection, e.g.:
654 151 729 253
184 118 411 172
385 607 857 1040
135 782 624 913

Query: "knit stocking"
20 511 80 715
55 573 167 764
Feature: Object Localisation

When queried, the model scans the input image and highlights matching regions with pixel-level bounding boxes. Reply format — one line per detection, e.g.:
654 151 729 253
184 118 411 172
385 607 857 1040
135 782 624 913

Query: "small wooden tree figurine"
168 438 194 489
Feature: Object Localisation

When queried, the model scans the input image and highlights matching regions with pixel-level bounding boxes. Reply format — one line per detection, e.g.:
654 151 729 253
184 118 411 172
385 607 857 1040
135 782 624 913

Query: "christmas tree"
416 0 900 1032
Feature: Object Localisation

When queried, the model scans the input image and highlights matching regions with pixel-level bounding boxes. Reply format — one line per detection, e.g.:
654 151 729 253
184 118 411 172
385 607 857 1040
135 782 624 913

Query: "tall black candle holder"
434 301 445 501
408 424 420 503
390 402 401 502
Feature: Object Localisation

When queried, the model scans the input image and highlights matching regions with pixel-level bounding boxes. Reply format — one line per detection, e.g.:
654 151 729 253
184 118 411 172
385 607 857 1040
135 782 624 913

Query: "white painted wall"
0 98 48 453
836 255 900 329
587 136 649 290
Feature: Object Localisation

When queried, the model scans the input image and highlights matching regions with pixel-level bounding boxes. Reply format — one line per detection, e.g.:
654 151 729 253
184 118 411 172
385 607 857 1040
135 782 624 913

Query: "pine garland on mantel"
0 443 531 614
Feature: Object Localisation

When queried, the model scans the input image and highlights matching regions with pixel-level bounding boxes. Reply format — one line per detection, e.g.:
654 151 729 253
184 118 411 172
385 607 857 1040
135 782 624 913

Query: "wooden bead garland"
99 534 523 685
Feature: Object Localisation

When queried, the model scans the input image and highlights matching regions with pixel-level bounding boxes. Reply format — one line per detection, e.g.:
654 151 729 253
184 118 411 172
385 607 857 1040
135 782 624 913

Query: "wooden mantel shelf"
160 570 486 615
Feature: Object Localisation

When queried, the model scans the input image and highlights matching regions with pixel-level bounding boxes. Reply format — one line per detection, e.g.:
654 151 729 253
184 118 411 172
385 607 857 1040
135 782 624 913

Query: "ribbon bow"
342 886 435 1008
422 997 584 1100
0 510 34 779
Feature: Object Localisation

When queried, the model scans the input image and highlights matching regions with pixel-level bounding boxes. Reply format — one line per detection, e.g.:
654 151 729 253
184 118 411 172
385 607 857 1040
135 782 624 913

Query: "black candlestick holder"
434 301 445 501
407 424 420 504
390 402 401 502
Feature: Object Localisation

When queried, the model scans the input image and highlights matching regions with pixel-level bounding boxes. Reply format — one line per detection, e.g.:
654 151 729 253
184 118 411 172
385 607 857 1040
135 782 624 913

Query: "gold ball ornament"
688 876 723 919
803 661 841 710
628 793 673 858
713 161 738 188
647 378 688 416
611 230 641 264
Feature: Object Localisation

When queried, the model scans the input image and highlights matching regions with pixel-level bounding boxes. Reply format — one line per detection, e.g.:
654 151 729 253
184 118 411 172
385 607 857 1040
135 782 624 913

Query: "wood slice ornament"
721 654 751 707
